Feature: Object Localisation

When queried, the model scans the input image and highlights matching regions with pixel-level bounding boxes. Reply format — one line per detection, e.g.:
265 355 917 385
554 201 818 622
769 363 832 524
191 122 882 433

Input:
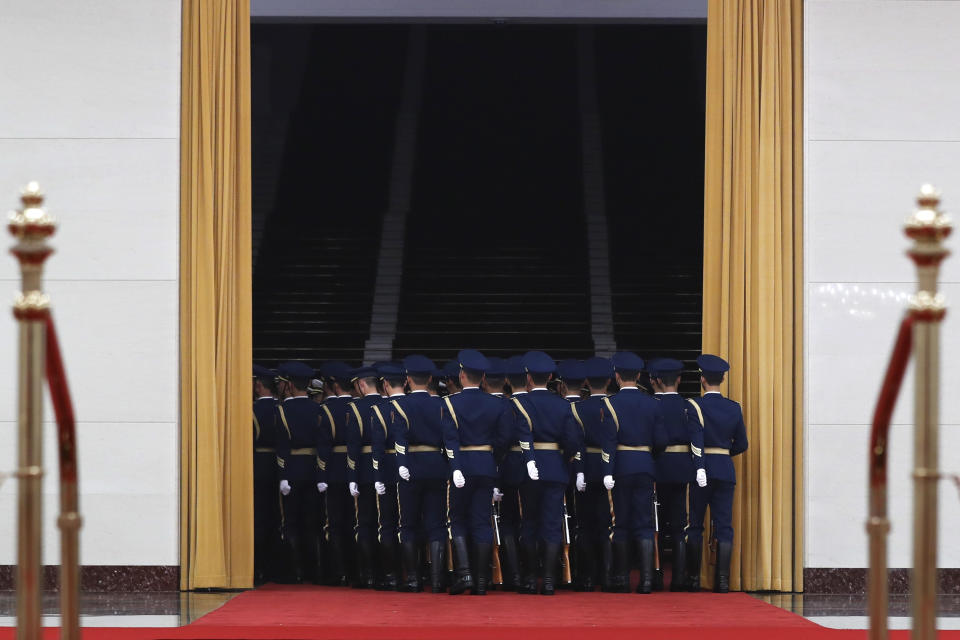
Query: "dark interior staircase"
392 26 592 363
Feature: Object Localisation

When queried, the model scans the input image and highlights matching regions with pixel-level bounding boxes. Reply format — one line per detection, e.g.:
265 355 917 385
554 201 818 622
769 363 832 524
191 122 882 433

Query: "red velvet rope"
869 315 914 489
44 313 77 483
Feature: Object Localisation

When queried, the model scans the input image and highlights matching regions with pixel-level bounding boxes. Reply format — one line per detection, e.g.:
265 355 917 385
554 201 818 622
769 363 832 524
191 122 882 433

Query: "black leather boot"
448 536 473 595
577 540 595 591
500 535 521 591
605 541 630 593
354 539 376 589
327 535 351 587
429 540 447 593
378 539 399 591
518 543 539 594
600 539 613 592
312 536 326 585
399 540 422 592
472 543 492 595
715 541 732 593
670 538 687 591
541 543 560 595
636 538 654 594
686 539 701 592
286 535 304 584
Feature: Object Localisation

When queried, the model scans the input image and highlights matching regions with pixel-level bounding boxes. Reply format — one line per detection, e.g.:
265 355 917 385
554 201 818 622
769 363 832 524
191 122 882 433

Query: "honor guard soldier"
346 366 384 588
391 355 449 593
600 351 668 594
253 365 280 585
514 351 584 595
558 359 586 402
569 357 615 591
481 356 513 589
441 350 515 595
557 359 587 589
275 361 331 584
370 363 405 590
649 358 706 591
318 361 356 586
684 354 748 593
496 355 528 590
441 360 463 395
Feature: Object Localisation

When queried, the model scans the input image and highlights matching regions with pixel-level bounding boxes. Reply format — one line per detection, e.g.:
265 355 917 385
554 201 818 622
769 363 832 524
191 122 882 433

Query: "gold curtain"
179 0 253 590
702 0 803 592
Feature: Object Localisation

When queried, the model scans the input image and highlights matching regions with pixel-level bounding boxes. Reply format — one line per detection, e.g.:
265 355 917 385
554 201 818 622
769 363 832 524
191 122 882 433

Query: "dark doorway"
252 23 705 392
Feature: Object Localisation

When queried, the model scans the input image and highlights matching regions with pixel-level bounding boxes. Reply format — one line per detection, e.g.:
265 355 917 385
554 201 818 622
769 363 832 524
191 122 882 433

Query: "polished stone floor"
2 590 960 629
0 591 237 627
754 593 960 629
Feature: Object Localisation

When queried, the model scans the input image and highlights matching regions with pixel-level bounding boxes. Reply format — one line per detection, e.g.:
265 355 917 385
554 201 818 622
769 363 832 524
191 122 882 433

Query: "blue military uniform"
514 351 584 595
253 365 281 584
601 351 668 593
391 355 449 592
569 357 615 591
684 354 748 593
345 365 384 588
649 358 705 591
497 355 528 590
276 361 331 584
557 359 586 589
441 350 515 595
318 361 356 586
370 362 405 590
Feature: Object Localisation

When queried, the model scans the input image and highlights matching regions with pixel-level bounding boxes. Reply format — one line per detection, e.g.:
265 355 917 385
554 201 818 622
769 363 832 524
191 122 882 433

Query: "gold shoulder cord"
686 398 705 427
602 397 620 432
391 399 410 429
321 404 336 440
350 403 364 437
277 405 292 438
253 413 261 440
570 404 584 431
372 405 388 437
443 396 459 428
512 397 533 430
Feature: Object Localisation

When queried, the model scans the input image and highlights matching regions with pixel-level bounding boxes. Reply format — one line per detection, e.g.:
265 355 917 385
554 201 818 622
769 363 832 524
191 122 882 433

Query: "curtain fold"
702 0 803 592
179 0 253 590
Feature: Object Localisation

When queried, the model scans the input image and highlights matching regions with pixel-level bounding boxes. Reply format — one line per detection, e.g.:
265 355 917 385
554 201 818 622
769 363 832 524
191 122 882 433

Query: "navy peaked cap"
378 362 404 379
654 358 684 377
402 354 435 375
351 366 379 381
611 351 645 372
442 360 461 379
504 355 525 377
278 361 315 380
557 359 586 382
583 357 614 379
485 356 506 377
457 349 490 373
253 364 274 379
522 350 556 375
697 354 730 374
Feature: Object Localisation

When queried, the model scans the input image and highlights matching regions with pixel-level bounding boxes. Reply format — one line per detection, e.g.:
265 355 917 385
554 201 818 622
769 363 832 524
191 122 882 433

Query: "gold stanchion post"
905 184 951 640
10 182 55 640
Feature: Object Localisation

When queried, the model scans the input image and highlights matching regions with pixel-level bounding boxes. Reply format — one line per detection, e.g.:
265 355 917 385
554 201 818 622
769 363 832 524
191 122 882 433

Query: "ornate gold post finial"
905 184 951 640
9 182 55 640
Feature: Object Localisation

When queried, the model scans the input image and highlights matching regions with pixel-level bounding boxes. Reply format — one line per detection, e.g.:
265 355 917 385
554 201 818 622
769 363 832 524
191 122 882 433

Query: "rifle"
652 485 664 591
491 500 503 585
561 494 573 584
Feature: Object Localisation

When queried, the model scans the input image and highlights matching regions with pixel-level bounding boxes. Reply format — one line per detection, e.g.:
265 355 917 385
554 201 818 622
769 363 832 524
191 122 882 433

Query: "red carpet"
3 585 960 640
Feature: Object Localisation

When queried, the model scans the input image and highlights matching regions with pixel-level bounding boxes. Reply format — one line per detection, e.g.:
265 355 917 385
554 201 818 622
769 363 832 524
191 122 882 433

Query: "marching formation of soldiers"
252 349 748 595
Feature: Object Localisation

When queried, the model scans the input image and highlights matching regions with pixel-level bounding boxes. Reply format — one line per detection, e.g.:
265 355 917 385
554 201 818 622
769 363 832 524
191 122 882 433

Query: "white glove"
493 487 504 502
696 468 707 488
576 472 586 492
602 475 615 491
317 482 328 494
527 460 539 481
452 469 466 488
279 479 291 496
375 481 386 495
399 465 411 481
349 481 360 497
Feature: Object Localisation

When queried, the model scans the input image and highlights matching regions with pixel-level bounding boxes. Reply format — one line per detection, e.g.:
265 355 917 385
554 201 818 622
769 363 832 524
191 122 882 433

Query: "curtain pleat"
179 0 253 590
702 0 803 592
